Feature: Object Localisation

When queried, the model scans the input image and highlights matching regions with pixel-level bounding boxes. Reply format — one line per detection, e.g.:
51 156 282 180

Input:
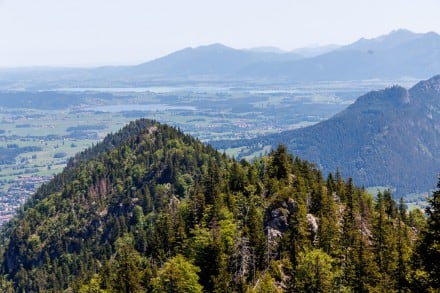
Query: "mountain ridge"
213 75 440 196
241 31 440 81
128 29 440 81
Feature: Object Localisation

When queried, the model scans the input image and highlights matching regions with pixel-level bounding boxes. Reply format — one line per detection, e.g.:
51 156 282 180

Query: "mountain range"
84 29 440 82
241 30 440 81
213 75 440 196
1 29 439 87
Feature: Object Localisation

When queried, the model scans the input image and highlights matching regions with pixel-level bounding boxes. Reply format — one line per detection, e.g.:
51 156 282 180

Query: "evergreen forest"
0 119 438 292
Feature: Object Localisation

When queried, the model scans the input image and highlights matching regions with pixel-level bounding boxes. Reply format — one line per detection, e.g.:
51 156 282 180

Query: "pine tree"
373 191 398 291
268 144 291 181
414 177 440 289
295 249 336 293
317 185 339 255
111 234 145 293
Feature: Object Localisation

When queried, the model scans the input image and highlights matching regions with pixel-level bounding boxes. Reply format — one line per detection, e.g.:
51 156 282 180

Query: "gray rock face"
307 213 319 243
265 198 320 244
266 198 297 239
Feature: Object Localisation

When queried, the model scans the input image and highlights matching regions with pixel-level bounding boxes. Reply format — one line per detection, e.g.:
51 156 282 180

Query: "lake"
90 104 197 113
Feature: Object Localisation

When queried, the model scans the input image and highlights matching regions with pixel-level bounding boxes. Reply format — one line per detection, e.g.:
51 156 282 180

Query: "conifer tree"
373 191 398 291
269 144 291 180
295 249 336 292
414 177 440 289
317 186 339 255
112 234 145 293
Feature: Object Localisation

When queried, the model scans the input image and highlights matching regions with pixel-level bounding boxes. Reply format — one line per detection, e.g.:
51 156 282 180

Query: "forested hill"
214 75 440 196
0 119 437 292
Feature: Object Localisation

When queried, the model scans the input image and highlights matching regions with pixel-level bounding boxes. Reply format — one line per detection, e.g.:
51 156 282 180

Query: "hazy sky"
1 0 439 67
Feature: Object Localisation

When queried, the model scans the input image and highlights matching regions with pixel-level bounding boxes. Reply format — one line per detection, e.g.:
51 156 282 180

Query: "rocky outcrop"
265 198 320 245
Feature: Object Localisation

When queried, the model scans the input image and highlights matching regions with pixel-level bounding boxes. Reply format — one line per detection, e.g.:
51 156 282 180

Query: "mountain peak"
352 85 410 110
195 43 235 52
370 29 420 43
344 29 426 52
412 74 440 91
386 28 417 38
409 75 440 101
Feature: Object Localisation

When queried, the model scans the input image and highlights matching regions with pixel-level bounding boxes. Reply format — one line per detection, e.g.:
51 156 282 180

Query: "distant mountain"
129 30 440 81
127 43 301 79
213 75 440 196
241 30 440 81
341 29 424 52
1 29 439 87
245 46 287 54
290 44 341 58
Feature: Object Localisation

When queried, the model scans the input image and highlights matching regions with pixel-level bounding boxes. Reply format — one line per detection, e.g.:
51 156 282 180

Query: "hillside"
215 75 440 196
0 118 431 292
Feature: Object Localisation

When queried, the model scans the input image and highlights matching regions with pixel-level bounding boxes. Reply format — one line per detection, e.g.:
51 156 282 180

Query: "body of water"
89 104 196 112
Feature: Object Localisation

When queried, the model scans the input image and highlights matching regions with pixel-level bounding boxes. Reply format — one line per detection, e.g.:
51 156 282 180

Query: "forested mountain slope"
215 75 440 196
0 119 433 292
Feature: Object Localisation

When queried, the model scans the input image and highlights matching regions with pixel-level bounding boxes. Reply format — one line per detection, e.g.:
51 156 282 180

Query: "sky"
0 0 439 68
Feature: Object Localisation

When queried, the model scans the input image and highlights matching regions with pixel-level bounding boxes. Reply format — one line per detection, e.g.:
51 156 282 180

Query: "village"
0 175 52 225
